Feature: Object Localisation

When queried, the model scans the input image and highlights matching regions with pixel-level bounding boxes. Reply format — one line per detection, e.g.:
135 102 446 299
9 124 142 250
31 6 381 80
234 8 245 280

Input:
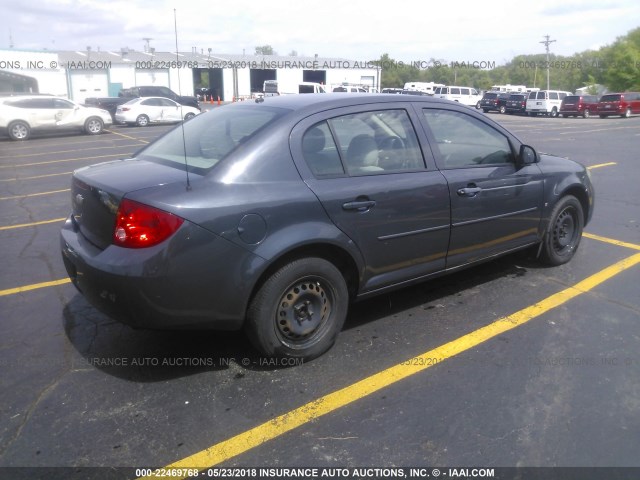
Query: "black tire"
84 117 104 135
184 112 196 121
583 109 590 119
8 121 30 141
539 195 584 266
499 105 506 114
475 101 481 109
136 114 150 127
245 257 349 360
623 108 631 118
550 108 558 118
482 109 489 113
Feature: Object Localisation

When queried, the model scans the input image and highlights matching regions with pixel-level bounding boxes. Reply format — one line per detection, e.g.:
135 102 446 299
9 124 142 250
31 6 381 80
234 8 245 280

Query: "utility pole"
540 34 556 90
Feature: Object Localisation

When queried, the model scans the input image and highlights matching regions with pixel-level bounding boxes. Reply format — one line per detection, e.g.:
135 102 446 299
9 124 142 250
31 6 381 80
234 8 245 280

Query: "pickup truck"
85 86 200 121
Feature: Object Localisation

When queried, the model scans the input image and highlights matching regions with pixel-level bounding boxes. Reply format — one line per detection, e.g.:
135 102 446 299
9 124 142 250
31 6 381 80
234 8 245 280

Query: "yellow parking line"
0 172 73 182
105 129 150 144
0 278 71 297
0 144 144 159
0 217 66 231
587 162 617 170
0 153 126 169
584 232 640 251
0 189 70 201
141 252 640 478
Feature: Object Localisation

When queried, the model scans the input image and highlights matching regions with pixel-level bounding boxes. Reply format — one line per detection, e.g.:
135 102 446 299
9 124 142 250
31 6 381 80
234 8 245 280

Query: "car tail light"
121 107 130 112
113 198 184 248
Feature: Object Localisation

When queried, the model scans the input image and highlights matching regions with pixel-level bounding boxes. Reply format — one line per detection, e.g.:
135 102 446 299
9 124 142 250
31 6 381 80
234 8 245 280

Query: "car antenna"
173 8 191 191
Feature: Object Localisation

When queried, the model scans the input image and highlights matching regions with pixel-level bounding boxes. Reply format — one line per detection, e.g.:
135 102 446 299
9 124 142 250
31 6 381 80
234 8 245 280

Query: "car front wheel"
539 195 584 266
245 257 349 360
136 115 150 127
8 121 30 141
84 117 104 135
583 109 590 118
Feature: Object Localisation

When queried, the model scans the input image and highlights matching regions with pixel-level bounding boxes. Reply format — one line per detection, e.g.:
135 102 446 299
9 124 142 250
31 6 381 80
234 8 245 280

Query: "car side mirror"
518 144 538 167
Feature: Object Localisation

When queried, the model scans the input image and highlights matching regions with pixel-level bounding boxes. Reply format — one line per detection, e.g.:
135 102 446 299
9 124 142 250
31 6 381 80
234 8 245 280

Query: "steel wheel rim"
552 207 578 254
275 276 333 345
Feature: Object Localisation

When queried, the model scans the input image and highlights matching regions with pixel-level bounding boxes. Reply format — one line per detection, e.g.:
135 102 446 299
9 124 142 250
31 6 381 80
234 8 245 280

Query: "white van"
525 90 572 117
434 86 482 108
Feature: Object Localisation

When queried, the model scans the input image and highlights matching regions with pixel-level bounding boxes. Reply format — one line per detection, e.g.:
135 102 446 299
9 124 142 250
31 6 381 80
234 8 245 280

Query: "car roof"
243 93 451 111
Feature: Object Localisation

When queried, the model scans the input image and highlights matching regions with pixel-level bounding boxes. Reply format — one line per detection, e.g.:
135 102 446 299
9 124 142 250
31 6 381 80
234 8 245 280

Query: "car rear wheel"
550 108 558 118
623 108 631 118
184 112 196 121
136 115 150 127
8 121 30 141
539 195 584 266
245 257 349 360
499 105 506 114
84 117 104 135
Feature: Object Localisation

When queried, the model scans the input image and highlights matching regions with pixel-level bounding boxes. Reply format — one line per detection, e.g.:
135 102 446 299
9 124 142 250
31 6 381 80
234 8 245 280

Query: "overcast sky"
1 0 639 63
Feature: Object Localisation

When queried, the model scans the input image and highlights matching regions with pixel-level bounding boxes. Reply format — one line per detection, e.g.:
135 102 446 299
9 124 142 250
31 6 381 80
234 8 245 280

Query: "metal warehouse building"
0 48 381 103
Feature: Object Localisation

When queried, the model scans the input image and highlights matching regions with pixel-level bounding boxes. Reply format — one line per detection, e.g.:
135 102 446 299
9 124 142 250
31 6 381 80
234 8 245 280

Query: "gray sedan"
60 94 594 360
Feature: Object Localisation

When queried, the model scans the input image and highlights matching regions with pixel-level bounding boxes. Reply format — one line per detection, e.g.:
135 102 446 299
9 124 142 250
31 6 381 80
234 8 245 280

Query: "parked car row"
0 94 201 141
0 95 112 141
478 90 640 118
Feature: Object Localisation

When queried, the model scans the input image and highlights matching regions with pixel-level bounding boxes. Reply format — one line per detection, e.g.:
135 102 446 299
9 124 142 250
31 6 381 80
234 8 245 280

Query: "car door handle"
457 186 482 197
342 200 376 211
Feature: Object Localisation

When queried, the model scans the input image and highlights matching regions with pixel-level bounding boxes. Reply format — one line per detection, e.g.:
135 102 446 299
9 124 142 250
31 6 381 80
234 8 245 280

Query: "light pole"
540 34 556 91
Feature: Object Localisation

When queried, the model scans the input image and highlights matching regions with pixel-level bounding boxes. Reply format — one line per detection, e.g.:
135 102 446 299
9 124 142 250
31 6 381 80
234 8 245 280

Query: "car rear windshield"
599 94 621 102
483 93 499 99
563 96 580 102
136 105 288 174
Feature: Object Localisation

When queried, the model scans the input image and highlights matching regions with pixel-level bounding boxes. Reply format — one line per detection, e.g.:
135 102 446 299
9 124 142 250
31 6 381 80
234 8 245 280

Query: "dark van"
598 92 640 118
559 95 599 118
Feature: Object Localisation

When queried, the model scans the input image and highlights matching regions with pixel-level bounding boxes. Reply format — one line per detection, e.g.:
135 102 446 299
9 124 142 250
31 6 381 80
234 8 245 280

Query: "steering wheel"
379 136 405 150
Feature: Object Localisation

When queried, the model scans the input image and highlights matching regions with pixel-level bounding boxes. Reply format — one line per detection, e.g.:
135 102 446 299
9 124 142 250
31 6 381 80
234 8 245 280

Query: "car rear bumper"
60 215 263 331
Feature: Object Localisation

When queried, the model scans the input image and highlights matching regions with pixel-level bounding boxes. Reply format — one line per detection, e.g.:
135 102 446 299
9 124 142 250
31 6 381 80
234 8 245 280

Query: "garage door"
70 71 109 104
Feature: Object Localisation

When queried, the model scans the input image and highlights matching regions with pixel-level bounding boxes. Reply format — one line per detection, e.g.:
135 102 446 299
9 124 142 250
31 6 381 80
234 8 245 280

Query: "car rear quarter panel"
536 154 594 228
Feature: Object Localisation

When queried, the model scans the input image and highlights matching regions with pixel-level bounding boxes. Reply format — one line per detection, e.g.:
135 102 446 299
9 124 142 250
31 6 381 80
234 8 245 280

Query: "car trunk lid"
71 158 192 250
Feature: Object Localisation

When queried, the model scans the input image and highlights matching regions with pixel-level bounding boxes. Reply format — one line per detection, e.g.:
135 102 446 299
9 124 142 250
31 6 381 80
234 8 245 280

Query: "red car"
559 95 599 118
598 92 640 118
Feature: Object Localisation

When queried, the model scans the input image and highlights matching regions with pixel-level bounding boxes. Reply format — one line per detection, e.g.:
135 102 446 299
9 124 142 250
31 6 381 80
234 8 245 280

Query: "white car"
0 95 112 141
115 97 200 126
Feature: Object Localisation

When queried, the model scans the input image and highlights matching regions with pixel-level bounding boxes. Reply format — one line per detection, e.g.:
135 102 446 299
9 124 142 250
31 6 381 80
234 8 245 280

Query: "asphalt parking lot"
1 111 639 479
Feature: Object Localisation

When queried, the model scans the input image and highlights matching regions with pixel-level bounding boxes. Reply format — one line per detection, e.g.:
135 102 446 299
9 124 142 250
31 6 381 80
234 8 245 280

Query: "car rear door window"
422 109 513 168
321 109 424 176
